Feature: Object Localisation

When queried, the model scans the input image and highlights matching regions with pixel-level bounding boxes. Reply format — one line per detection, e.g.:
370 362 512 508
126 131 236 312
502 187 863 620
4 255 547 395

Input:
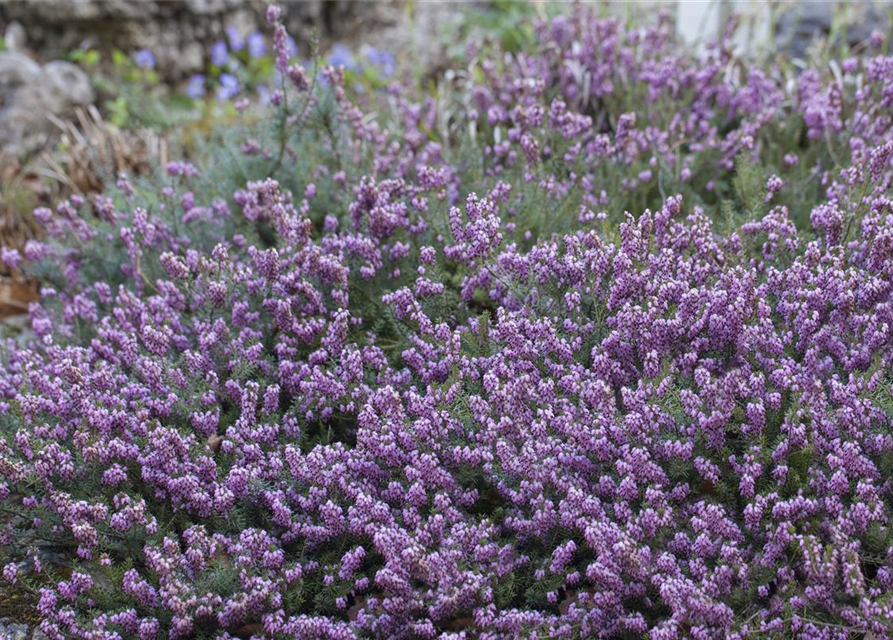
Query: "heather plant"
2 5 893 640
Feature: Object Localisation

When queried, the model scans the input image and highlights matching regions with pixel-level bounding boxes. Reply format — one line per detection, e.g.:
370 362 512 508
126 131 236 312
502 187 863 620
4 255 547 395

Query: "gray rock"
41 60 95 107
777 1 889 58
0 617 49 640
3 21 26 52
186 0 233 15
0 51 94 155
0 50 40 100
0 618 30 640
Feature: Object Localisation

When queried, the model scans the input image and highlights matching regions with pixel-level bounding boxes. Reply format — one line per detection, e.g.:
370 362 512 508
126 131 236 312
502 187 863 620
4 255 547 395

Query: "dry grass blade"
0 107 168 318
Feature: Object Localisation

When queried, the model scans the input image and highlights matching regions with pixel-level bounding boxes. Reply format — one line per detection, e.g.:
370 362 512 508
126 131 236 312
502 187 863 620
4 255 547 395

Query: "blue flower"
365 47 395 77
185 74 206 99
328 43 358 71
216 73 239 101
247 32 267 58
210 40 230 67
286 36 298 58
133 49 156 70
225 26 245 52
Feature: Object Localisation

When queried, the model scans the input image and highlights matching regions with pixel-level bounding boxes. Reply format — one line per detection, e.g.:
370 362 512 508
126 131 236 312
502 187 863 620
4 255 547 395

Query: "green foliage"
69 48 101 68
463 0 538 54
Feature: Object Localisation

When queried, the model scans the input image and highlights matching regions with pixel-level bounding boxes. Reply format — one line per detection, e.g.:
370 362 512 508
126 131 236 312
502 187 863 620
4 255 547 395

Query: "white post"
676 0 771 55
676 0 727 51
730 0 772 56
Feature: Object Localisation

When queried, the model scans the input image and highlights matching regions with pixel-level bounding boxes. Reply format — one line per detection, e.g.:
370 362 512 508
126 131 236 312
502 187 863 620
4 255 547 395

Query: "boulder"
0 618 30 640
3 20 26 51
0 51 94 155
777 1 889 58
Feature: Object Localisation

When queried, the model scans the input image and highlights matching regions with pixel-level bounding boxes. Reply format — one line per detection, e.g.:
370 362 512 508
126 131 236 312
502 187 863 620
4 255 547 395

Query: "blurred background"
0 0 890 319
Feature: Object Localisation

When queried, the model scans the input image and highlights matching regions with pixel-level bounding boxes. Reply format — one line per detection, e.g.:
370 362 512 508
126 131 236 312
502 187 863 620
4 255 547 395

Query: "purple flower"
287 63 309 91
266 4 282 25
1 247 22 269
165 161 198 178
10 8 893 640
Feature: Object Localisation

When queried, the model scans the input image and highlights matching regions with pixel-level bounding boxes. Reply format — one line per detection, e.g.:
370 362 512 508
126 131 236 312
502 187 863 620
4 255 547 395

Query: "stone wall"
0 0 411 82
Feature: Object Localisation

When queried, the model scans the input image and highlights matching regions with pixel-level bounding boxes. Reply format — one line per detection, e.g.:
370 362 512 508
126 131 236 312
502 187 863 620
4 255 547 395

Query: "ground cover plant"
2 4 893 639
